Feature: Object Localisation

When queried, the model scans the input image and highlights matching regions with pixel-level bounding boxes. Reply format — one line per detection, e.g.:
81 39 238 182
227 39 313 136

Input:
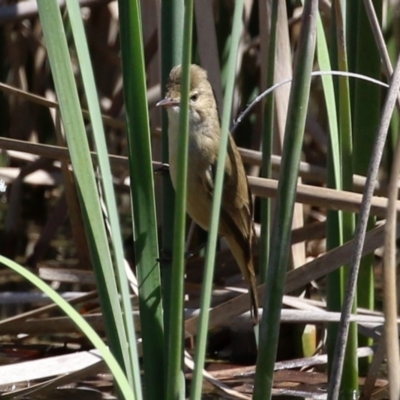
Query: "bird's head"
157 64 218 125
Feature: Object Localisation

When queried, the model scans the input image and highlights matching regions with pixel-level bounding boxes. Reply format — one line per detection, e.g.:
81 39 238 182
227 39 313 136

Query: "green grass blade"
353 1 381 374
165 1 193 399
322 4 344 373
117 1 165 399
326 2 359 396
189 3 244 399
0 256 135 400
160 0 184 358
259 0 278 283
37 0 128 373
253 1 318 397
65 1 140 391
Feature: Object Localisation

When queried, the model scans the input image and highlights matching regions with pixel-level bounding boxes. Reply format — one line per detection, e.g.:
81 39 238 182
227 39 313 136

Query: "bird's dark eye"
190 92 199 102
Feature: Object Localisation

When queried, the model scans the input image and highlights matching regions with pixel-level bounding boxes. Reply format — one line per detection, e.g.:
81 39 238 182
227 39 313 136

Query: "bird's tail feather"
225 235 259 324
248 269 259 324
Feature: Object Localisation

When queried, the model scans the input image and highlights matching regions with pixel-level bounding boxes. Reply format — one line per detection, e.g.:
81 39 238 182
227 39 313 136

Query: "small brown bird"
157 64 259 322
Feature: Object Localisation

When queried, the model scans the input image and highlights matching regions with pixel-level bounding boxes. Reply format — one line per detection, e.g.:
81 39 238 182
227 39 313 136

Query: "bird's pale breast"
167 107 215 231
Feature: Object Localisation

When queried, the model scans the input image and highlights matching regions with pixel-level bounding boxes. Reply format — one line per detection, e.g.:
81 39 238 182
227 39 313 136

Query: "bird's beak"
156 97 180 108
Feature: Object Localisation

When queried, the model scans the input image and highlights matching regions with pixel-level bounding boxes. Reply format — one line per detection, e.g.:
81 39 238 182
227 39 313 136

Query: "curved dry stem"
383 100 400 399
327 55 400 400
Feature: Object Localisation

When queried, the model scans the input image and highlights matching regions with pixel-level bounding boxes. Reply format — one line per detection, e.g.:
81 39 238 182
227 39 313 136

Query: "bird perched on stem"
157 64 259 323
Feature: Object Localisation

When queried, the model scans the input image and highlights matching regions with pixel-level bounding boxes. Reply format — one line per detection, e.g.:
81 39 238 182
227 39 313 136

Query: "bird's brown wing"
199 135 253 242
221 135 253 241
222 136 259 322
200 135 259 322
